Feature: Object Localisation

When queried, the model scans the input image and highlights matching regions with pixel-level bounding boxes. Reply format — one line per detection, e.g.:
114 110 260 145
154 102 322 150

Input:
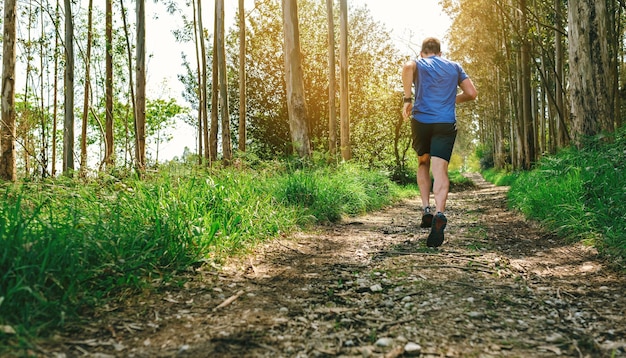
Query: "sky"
151 0 453 160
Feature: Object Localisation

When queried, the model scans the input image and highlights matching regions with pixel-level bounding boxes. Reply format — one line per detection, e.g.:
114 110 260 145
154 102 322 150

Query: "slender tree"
281 0 311 158
104 0 114 168
210 2 219 161
326 0 337 158
197 0 210 164
1 0 17 181
216 0 233 163
339 0 350 160
52 0 60 176
80 0 94 176
135 0 147 173
63 0 75 174
238 0 247 153
120 0 137 166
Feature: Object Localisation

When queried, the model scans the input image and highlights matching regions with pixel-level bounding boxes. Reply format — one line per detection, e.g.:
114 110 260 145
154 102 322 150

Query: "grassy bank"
489 128 626 267
0 162 418 346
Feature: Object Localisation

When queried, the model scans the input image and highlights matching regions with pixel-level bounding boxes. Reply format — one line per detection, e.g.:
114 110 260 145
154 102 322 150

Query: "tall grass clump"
1 161 418 345
0 167 299 343
508 127 626 265
274 162 408 224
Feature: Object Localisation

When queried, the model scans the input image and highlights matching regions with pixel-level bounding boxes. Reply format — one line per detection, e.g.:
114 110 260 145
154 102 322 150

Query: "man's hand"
402 102 412 120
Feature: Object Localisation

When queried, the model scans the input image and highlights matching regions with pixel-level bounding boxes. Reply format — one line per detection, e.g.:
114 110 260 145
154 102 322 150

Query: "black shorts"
410 120 457 162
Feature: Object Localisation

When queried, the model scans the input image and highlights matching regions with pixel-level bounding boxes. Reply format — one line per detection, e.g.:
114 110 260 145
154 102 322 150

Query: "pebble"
370 284 383 292
375 337 394 347
404 342 422 356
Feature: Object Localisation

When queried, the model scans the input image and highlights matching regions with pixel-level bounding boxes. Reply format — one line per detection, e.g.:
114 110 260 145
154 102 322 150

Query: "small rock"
370 284 383 292
467 311 485 319
279 307 289 313
404 342 422 356
546 332 564 343
375 337 394 347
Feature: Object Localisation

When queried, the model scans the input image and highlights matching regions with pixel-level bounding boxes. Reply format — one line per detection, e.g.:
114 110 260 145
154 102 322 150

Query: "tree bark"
197 0 210 164
104 0 114 169
80 0 94 176
568 0 613 144
339 0 350 160
135 0 146 173
326 0 337 158
238 0 247 153
63 0 75 174
1 0 17 181
217 0 233 164
120 0 136 166
281 0 311 158
210 3 219 162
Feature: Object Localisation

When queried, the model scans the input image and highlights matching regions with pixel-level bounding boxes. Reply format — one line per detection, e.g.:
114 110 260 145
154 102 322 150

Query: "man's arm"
402 61 416 119
456 78 477 104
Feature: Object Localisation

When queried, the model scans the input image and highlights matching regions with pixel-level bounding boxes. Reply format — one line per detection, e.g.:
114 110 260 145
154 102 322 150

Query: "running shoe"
427 212 447 247
420 206 433 228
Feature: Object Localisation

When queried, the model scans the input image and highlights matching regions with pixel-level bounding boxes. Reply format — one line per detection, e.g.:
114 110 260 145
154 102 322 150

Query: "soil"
15 174 626 357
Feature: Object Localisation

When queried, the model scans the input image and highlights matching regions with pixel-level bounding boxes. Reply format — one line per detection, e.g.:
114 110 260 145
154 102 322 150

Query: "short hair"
421 37 441 55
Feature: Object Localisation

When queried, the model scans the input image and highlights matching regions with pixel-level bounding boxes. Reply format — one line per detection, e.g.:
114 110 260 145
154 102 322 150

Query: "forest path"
36 174 625 357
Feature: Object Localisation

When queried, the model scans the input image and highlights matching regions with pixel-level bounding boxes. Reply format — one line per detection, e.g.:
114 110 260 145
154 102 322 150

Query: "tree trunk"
281 0 311 158
191 0 209 164
520 0 534 169
339 0 350 160
135 0 146 173
52 0 60 177
554 0 569 149
210 6 219 162
63 0 75 174
326 0 337 158
80 0 94 176
104 0 114 169
1 0 17 181
238 0 247 153
568 0 613 144
197 0 210 164
216 0 233 164
120 0 136 166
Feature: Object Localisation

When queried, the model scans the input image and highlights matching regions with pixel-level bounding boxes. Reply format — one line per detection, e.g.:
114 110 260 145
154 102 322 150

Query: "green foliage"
482 168 519 186
0 162 418 344
507 127 626 266
275 163 402 224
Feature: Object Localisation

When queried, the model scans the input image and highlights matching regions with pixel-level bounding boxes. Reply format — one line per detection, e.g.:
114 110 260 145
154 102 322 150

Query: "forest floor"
20 174 626 357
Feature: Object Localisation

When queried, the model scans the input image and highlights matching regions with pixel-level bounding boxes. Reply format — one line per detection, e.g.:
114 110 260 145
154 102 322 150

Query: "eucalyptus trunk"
326 0 337 158
135 0 147 173
568 0 613 143
216 0 233 164
339 0 350 160
238 0 247 153
63 0 75 174
1 0 17 181
281 0 311 158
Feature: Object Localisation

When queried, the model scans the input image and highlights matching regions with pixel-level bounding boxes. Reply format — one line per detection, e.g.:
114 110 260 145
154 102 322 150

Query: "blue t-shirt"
412 56 468 124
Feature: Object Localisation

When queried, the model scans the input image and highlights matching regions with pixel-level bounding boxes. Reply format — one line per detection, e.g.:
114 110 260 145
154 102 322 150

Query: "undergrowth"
490 127 626 268
0 161 419 347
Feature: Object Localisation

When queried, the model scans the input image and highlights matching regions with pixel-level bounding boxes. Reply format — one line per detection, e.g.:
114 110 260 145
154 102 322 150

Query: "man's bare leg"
417 153 432 208
430 156 450 213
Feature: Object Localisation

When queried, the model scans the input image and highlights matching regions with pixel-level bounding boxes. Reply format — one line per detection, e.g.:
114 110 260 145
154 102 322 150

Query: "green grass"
489 127 626 267
0 161 421 347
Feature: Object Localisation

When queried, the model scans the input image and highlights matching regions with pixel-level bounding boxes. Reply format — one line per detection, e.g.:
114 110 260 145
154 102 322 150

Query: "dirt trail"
30 174 625 357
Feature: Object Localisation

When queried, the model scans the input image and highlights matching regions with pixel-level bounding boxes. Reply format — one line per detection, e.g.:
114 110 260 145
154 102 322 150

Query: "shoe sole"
420 213 433 228
427 215 447 247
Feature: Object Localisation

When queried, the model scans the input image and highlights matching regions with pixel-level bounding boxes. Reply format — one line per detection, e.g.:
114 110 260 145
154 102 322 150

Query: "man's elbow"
468 89 478 100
